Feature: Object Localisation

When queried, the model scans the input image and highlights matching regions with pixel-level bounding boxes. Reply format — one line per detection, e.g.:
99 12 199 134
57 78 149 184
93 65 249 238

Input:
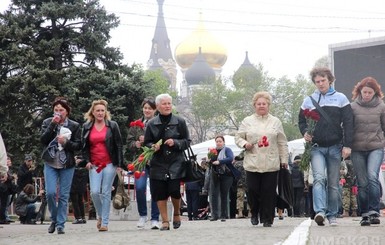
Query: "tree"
271 75 314 140
0 0 151 166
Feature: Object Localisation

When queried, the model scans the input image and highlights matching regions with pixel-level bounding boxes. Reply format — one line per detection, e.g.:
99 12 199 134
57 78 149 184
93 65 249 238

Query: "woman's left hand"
212 160 220 165
164 138 174 147
116 167 123 173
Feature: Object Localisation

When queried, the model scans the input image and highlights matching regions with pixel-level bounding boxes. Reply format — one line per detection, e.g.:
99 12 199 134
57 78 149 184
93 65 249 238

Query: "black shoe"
0 220 11 224
81 218 87 224
72 219 83 224
57 227 65 234
263 222 272 227
220 218 226 222
250 216 259 225
210 218 218 221
6 219 15 223
360 216 371 226
48 222 56 233
370 215 380 225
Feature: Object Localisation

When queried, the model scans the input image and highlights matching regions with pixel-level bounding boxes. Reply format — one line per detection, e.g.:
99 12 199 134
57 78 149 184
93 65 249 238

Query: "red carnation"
134 171 142 179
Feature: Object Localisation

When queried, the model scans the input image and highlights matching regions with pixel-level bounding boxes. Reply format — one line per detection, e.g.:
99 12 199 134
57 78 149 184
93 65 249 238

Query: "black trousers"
246 170 278 224
186 189 200 219
70 192 85 219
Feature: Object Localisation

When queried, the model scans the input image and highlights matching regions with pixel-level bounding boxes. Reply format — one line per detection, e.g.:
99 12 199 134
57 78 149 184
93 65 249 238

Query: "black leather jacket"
40 117 81 168
81 120 124 168
144 114 190 180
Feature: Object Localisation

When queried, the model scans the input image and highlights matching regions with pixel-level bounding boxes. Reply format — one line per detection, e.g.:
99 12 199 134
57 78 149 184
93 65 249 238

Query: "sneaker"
360 216 371 226
137 216 148 229
314 213 325 226
150 220 159 229
370 215 380 225
328 217 338 226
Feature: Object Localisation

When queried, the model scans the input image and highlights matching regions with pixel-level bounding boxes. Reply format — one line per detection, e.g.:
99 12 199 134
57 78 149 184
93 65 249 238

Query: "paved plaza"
1 216 384 245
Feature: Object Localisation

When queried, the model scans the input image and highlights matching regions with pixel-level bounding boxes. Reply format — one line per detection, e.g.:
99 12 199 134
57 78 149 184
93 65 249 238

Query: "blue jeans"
89 163 116 227
311 144 342 218
44 164 75 229
351 148 383 217
135 166 159 220
26 203 37 222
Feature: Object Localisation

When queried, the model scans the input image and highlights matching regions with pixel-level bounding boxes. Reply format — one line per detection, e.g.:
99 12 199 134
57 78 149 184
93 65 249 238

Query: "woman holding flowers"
350 77 385 226
208 135 238 222
298 67 353 227
126 97 160 229
144 93 190 231
82 99 124 232
235 91 288 227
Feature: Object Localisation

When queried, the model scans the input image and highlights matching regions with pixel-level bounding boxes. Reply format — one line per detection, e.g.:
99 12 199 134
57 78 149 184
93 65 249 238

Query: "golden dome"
175 15 227 69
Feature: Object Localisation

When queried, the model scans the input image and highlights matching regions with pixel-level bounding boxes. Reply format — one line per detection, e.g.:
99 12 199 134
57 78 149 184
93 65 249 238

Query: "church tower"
147 0 177 91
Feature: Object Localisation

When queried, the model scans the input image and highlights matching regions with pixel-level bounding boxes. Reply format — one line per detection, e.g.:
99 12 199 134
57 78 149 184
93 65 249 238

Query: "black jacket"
40 117 81 168
16 163 34 192
144 114 190 180
15 191 40 216
81 120 124 168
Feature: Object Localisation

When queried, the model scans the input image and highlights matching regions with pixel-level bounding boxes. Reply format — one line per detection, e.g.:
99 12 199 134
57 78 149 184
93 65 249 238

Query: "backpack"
112 171 130 211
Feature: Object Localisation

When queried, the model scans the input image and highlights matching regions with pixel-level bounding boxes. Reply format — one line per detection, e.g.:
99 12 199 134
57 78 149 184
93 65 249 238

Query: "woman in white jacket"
236 91 288 227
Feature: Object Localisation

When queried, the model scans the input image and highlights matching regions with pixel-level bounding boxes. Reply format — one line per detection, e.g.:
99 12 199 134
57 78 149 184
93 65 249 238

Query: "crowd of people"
1 66 385 234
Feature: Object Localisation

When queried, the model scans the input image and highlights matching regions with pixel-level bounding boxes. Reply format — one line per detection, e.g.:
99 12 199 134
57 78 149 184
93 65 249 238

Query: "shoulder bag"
112 171 130 211
182 146 205 183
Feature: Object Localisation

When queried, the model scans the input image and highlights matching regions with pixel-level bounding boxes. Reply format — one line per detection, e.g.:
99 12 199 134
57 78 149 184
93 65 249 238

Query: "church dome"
185 47 216 85
175 14 227 69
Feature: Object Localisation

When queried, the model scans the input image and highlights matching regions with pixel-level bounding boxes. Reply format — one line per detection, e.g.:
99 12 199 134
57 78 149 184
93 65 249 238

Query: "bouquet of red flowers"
300 109 320 171
207 147 218 160
128 139 162 179
129 119 145 129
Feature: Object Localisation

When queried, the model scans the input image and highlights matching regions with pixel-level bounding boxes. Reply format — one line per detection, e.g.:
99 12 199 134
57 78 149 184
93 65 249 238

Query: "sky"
1 0 385 82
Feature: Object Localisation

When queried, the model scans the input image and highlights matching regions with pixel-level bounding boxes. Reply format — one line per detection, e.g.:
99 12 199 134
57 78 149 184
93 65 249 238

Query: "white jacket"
235 113 288 173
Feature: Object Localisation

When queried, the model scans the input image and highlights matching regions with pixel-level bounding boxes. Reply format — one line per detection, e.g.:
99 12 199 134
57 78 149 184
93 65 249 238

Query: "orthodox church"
147 0 257 101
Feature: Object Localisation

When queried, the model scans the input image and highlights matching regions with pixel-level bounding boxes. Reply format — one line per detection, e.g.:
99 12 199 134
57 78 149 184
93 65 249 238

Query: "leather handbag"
183 146 205 183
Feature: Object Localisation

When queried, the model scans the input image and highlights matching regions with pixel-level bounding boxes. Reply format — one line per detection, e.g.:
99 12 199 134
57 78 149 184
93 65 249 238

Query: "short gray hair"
155 93 172 105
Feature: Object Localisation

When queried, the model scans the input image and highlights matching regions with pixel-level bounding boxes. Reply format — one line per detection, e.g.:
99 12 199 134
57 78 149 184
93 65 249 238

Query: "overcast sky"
2 0 385 81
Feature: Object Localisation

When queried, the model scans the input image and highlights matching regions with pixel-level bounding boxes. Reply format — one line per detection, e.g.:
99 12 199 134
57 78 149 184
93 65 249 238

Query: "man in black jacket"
17 154 35 193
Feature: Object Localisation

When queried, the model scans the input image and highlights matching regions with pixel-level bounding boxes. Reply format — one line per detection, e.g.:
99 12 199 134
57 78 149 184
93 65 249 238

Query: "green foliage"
0 0 151 168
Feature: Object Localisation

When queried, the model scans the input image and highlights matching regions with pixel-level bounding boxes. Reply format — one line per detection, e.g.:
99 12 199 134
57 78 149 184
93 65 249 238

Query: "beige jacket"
235 113 288 173
0 133 8 175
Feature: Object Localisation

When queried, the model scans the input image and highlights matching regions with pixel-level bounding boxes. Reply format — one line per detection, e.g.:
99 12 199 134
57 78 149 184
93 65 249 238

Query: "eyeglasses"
143 98 155 104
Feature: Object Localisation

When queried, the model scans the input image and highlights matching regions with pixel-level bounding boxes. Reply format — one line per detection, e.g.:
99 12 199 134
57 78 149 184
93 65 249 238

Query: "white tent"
287 138 305 162
190 135 243 161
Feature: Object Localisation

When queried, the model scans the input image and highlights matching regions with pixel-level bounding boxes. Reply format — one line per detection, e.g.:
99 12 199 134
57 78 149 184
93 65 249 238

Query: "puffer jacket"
351 96 385 151
40 117 81 168
81 120 124 168
144 114 190 180
235 113 288 173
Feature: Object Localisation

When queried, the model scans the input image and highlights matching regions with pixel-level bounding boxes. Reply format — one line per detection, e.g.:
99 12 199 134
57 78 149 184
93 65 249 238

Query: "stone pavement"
0 216 384 245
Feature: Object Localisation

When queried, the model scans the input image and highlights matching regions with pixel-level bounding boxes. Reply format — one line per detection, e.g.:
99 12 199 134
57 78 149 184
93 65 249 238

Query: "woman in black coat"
144 93 190 231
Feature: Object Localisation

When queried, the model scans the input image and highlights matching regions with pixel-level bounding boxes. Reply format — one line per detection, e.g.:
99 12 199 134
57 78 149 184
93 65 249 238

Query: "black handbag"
183 146 205 183
277 167 294 209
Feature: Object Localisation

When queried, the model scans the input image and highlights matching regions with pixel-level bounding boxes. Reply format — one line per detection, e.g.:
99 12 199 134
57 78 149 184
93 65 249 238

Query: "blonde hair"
84 99 111 122
252 91 272 106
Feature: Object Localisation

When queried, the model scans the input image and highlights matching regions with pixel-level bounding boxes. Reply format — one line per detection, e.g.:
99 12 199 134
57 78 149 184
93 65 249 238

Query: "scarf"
217 146 226 161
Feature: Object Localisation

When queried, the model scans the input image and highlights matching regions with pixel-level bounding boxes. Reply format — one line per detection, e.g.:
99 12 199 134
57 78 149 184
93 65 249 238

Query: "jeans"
25 203 37 222
351 148 383 217
209 173 233 219
311 144 342 218
135 166 159 220
44 164 75 229
89 163 116 227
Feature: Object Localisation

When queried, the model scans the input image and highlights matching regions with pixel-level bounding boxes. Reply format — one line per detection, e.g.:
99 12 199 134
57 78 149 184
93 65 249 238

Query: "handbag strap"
183 146 196 161
309 96 339 134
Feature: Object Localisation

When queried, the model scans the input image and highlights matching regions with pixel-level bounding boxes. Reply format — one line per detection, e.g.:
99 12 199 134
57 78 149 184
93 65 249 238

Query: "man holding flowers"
298 67 353 227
